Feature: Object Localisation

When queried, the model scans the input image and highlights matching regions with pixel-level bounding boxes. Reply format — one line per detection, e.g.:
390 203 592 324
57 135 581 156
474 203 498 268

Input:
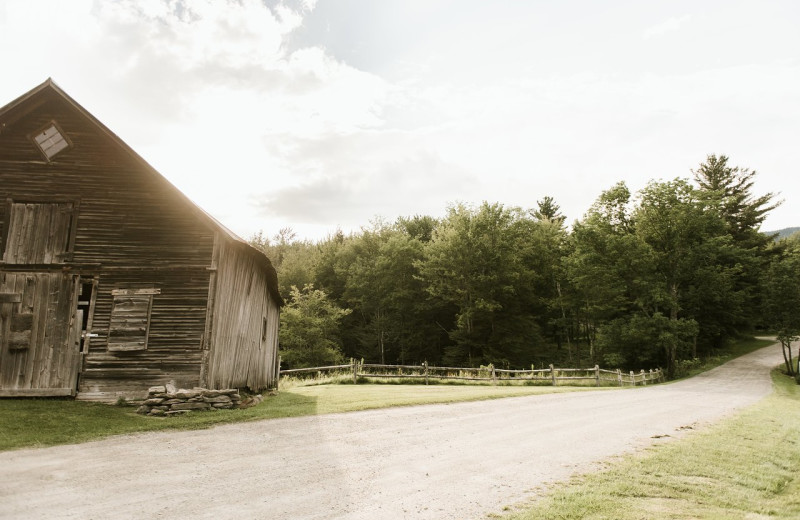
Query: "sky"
1 0 798 242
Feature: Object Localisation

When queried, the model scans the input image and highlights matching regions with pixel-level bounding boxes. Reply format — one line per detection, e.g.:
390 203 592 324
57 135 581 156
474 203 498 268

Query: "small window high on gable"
31 121 71 160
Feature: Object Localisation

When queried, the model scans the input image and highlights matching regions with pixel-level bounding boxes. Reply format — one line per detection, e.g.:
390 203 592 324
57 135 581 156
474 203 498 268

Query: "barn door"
0 272 82 396
2 202 76 264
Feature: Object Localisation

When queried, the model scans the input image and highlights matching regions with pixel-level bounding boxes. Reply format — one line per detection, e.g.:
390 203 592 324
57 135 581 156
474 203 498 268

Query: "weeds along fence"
278 359 664 389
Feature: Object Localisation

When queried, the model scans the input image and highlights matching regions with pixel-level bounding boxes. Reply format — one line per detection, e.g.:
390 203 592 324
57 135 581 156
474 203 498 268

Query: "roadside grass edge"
497 367 800 520
0 336 778 453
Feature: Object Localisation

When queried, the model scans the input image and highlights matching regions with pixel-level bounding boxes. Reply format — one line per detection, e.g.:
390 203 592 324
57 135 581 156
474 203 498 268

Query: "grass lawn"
0 384 591 452
499 369 800 520
0 335 778 453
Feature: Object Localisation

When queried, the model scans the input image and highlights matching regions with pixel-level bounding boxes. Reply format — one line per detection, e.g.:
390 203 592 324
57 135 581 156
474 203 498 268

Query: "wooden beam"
0 293 22 303
0 388 76 397
111 288 161 296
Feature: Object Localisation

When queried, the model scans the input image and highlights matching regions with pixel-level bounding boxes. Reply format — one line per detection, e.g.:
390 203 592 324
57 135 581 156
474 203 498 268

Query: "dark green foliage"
396 214 438 242
762 237 800 375
249 228 319 299
597 314 698 376
279 285 351 368
692 154 782 329
568 174 770 375
253 155 790 377
417 202 546 366
340 223 450 364
692 154 780 245
532 195 566 225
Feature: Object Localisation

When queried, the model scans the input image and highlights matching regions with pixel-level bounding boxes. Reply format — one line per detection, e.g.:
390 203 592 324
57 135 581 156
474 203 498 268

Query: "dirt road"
0 343 783 520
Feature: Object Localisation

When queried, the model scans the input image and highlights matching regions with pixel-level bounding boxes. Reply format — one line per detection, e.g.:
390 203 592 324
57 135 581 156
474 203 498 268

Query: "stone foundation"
136 384 254 416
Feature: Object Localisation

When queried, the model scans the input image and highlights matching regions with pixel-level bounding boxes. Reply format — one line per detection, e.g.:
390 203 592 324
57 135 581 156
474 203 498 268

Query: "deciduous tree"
762 238 800 376
279 284 351 368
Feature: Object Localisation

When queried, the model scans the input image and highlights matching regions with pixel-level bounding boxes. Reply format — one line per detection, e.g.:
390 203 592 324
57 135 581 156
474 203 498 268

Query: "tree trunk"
781 340 792 375
585 300 594 364
666 283 679 378
556 281 573 363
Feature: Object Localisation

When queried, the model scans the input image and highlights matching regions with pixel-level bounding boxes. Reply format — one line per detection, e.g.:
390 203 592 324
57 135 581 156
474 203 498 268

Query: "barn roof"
0 78 283 306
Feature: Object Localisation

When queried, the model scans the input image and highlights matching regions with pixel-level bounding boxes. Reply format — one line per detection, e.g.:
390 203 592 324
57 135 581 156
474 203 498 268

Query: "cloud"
3 1 797 241
643 15 692 39
0 0 317 148
254 130 478 227
88 0 300 113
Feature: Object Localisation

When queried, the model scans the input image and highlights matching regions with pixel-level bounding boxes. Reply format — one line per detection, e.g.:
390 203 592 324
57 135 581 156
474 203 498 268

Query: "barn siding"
76 268 210 400
0 271 81 395
0 81 281 401
0 86 213 401
207 238 279 390
0 98 215 266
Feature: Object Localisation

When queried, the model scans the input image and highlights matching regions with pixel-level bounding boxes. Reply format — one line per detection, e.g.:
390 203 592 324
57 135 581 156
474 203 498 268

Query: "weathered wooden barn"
0 79 282 401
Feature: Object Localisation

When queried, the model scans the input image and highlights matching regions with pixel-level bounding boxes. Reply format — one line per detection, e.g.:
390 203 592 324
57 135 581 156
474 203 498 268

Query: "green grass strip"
500 370 800 520
0 336 773 452
0 384 589 452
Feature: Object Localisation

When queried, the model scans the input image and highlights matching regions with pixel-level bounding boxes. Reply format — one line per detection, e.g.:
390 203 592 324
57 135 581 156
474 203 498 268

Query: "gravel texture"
0 342 783 520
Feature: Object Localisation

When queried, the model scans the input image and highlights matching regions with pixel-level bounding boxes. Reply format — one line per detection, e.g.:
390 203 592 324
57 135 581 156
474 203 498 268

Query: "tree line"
252 155 800 379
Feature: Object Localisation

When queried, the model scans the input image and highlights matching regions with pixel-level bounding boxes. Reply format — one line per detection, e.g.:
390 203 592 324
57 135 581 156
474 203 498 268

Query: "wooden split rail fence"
279 360 664 388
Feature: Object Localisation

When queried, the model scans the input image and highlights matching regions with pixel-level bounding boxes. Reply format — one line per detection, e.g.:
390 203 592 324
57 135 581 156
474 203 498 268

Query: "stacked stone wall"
136 385 248 416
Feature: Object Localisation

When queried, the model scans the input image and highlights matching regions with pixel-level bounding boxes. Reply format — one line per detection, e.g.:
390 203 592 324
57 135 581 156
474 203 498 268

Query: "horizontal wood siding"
77 269 210 400
0 96 214 267
208 239 279 390
1 88 219 401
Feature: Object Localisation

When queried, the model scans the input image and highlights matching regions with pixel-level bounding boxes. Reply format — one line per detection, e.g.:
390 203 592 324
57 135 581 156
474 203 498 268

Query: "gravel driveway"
0 342 783 520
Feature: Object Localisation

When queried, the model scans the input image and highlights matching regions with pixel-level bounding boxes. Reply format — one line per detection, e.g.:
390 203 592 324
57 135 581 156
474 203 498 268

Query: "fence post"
594 365 600 387
352 358 357 384
649 369 654 384
276 355 281 391
550 364 556 386
630 370 635 386
616 368 622 387
424 361 429 385
641 369 646 386
491 364 497 385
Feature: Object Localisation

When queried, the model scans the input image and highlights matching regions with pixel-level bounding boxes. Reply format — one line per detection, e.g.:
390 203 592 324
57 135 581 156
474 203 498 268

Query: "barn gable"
0 79 281 401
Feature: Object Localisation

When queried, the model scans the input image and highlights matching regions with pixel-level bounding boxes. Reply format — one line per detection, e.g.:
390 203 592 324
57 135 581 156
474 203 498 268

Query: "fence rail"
278 359 664 389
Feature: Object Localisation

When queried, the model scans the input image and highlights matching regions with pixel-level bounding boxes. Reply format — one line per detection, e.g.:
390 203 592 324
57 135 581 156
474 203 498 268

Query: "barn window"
1 201 77 264
107 288 160 352
31 121 71 160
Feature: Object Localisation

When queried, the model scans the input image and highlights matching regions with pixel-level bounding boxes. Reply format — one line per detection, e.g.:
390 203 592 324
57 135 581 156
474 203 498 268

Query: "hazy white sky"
1 0 797 241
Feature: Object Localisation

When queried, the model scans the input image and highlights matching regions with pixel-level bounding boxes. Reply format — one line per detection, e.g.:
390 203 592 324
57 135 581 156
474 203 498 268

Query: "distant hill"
765 227 800 240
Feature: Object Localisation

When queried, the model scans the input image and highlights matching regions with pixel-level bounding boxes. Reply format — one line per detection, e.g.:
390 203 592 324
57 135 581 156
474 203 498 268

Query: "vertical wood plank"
0 198 12 259
208 240 279 391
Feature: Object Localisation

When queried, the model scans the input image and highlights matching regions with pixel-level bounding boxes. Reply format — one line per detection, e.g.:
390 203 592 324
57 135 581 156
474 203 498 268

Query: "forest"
252 155 800 379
